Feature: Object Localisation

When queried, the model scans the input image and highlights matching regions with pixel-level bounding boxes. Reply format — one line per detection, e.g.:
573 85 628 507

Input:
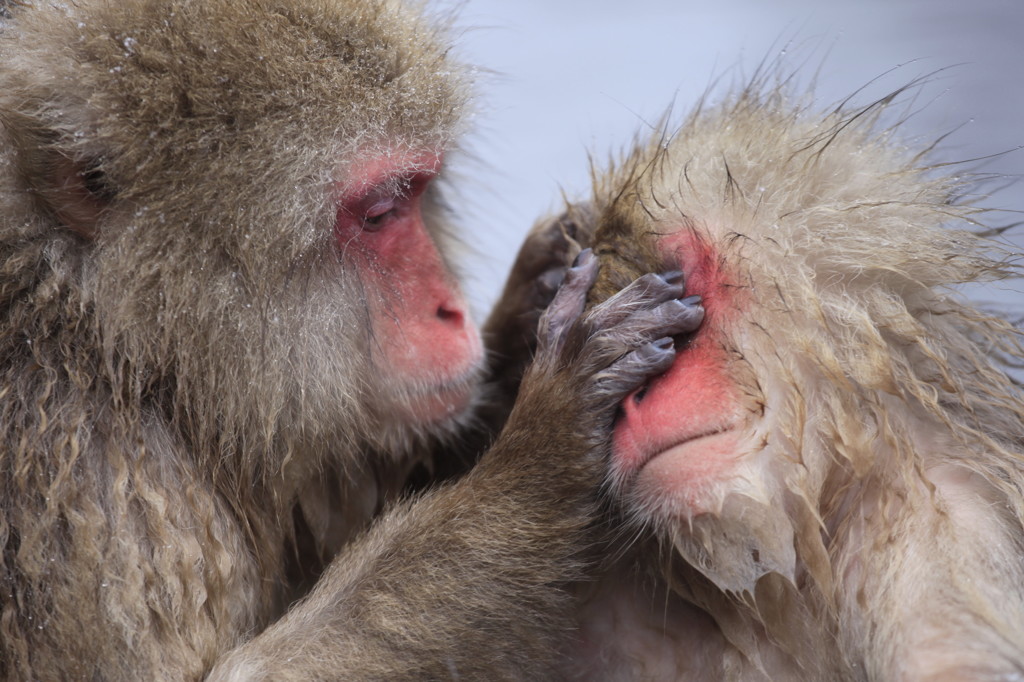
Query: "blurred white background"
450 0 1024 321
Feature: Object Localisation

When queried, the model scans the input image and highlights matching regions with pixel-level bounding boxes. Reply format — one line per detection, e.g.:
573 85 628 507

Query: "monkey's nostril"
436 305 464 326
675 333 696 352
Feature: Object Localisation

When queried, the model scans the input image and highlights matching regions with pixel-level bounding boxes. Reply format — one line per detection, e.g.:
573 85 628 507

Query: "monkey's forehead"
0 0 471 163
589 87 978 270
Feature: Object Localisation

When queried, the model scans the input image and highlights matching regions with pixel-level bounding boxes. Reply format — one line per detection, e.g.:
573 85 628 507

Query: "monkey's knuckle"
551 277 589 310
653 300 702 335
633 272 665 290
626 272 669 298
537 267 567 297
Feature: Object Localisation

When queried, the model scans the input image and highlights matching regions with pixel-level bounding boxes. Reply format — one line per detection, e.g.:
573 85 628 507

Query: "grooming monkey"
0 0 703 678
547 81 1024 680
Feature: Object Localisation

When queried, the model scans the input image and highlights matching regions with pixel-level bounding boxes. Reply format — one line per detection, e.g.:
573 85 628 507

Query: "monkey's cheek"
372 319 484 425
375 310 484 378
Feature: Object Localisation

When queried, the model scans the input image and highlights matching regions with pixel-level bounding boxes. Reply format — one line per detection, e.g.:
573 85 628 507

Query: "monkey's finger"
587 270 686 328
538 248 598 350
601 296 705 349
591 337 676 405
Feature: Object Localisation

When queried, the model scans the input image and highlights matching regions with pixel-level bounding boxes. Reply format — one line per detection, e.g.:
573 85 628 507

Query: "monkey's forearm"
208 260 702 680
209 440 598 681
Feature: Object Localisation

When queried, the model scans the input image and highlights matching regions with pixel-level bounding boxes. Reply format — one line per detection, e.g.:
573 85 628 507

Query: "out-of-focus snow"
450 0 1024 323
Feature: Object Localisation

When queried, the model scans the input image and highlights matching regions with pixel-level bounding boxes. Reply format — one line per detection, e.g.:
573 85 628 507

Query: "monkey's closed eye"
356 172 433 232
361 197 399 231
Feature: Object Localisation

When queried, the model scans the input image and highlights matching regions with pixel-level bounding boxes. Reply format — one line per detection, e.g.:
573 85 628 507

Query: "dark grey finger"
599 297 705 349
537 248 598 350
586 270 686 328
591 337 676 403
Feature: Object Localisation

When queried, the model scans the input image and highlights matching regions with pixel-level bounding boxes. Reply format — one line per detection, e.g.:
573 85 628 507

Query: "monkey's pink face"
336 151 483 424
610 230 751 520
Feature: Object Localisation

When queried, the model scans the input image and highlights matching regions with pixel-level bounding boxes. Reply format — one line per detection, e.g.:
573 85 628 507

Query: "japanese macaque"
0 0 703 678
553 80 1024 680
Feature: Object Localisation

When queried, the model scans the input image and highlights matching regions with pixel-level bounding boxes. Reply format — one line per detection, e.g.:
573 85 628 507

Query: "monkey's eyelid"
362 197 396 220
360 204 401 233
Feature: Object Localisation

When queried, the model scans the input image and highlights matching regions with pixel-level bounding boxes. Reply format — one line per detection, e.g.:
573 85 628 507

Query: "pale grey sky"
450 0 1024 320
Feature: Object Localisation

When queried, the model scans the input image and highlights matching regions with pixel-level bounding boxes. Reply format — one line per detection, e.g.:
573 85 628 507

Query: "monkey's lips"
399 368 482 424
638 429 740 477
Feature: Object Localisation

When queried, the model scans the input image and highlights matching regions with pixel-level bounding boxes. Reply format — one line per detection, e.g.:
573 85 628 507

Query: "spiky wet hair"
585 72 1024 594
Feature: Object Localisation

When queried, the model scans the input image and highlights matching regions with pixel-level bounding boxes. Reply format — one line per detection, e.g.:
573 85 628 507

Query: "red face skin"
611 230 745 516
335 150 483 424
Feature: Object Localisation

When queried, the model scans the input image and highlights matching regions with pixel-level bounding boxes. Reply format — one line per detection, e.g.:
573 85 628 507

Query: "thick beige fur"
571 76 1024 680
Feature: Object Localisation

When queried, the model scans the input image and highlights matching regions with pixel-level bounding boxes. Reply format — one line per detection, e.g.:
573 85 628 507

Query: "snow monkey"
0 0 704 678
551 80 1024 680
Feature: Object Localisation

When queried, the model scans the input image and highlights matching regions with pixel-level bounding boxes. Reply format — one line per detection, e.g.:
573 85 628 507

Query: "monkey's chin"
627 430 741 518
396 373 481 426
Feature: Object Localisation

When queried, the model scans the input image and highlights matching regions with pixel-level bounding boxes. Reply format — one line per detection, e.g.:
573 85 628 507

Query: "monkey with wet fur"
541 79 1024 679
0 0 705 678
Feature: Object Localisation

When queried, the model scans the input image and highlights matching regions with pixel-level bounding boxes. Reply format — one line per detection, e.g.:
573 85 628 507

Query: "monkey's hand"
458 205 597 454
487 248 704 490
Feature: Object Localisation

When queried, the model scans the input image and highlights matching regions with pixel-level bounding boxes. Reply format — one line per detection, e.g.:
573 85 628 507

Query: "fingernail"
662 270 684 284
681 295 701 306
572 248 594 268
654 337 673 350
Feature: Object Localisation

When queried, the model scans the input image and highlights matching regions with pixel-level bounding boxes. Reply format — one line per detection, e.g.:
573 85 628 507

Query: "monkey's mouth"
400 365 483 425
613 416 741 483
639 428 739 472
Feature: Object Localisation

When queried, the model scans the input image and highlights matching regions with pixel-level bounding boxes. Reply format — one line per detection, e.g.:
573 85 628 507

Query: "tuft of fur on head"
585 70 1024 671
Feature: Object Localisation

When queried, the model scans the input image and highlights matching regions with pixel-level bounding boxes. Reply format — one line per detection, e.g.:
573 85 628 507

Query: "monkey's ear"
8 123 113 240
2 108 110 239
43 156 113 240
